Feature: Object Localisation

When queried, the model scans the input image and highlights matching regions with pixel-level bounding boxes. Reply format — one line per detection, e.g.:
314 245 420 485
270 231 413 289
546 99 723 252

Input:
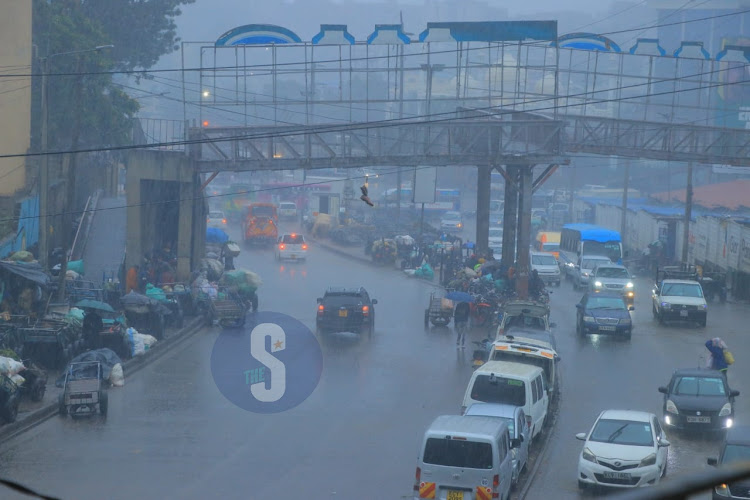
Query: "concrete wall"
125 150 204 281
0 1 32 195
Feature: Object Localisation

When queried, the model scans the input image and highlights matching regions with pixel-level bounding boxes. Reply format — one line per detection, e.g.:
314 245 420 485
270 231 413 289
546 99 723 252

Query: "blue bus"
559 224 623 268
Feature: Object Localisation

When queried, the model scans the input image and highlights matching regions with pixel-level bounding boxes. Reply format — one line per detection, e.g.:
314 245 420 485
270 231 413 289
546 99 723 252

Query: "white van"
414 415 513 500
278 201 297 220
461 361 549 441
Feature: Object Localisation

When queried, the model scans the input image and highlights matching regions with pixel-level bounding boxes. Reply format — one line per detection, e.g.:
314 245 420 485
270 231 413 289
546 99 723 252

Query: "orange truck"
243 203 278 246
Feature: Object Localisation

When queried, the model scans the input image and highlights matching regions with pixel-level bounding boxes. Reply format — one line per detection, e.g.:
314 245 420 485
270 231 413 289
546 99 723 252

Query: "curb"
0 317 204 444
315 240 372 266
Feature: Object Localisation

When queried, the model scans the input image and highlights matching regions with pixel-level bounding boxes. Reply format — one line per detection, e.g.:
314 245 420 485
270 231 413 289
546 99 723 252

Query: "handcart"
205 287 248 328
424 292 454 327
58 361 107 418
19 318 83 369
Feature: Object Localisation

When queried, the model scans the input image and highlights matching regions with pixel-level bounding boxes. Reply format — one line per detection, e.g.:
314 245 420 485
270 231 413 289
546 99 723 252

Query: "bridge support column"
516 166 534 299
476 165 492 255
501 166 519 265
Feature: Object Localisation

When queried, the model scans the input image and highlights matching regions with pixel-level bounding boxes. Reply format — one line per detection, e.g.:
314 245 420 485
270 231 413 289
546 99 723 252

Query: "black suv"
316 287 377 336
708 426 750 499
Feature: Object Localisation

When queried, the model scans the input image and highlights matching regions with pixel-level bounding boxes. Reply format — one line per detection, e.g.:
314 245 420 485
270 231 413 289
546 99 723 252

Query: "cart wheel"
31 382 45 402
99 391 108 417
2 398 18 423
424 310 430 328
58 394 67 417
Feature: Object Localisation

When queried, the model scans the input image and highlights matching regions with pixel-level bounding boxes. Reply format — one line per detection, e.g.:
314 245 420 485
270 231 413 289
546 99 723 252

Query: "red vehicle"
243 203 278 246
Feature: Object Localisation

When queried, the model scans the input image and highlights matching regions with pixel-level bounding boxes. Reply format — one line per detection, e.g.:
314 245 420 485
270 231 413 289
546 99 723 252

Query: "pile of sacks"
0 355 26 386
126 327 158 358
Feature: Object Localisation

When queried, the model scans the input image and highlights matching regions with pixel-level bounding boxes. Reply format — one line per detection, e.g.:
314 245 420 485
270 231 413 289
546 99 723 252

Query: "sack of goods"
0 356 25 376
225 242 241 257
109 363 125 387
724 349 735 365
244 271 263 289
221 270 247 286
145 283 168 303
9 250 34 262
10 374 25 386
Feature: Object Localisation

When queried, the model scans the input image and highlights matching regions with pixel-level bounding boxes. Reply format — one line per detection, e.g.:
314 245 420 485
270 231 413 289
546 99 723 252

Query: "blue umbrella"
206 227 229 243
445 291 475 303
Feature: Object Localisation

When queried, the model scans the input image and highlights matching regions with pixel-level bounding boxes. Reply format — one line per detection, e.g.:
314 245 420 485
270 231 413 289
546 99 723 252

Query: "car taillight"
222 219 227 224
317 304 324 315
362 305 369 315
526 415 532 430
492 474 500 498
302 244 308 250
413 467 421 491
279 244 286 250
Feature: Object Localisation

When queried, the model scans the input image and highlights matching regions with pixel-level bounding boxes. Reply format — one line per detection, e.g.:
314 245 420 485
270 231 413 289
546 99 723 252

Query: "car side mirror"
575 304 583 309
629 306 635 311
316 298 323 304
575 265 580 270
554 355 561 362
731 390 740 398
510 438 521 449
707 457 718 466
658 439 670 448
550 322 557 328
371 299 378 305
575 432 587 441
658 386 668 394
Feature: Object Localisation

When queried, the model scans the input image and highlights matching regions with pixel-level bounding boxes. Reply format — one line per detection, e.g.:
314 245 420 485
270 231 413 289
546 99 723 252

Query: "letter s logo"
249 323 286 402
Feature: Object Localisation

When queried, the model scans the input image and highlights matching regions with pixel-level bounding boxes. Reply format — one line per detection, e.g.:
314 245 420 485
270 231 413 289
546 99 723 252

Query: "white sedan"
576 409 669 490
207 210 227 229
275 233 308 261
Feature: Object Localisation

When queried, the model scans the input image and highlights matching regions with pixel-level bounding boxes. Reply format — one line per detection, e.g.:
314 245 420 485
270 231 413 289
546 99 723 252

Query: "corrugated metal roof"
652 180 750 211
577 196 722 220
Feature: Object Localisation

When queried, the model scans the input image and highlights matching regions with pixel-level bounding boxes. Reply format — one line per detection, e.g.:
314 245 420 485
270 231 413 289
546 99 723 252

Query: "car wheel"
58 393 67 417
658 310 665 325
99 391 109 417
652 303 658 318
572 281 578 291
576 318 583 336
578 480 588 491
661 457 667 478
624 328 632 340
424 310 430 328
699 317 707 328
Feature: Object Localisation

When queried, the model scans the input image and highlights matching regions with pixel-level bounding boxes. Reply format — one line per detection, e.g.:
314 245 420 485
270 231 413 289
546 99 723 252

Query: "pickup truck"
652 278 707 327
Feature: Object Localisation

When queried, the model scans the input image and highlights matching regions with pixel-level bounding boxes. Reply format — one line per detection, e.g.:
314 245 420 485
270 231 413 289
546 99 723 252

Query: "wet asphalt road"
1 222 748 499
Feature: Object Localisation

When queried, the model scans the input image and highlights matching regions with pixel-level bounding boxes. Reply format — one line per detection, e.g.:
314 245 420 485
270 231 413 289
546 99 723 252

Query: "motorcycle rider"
454 301 471 348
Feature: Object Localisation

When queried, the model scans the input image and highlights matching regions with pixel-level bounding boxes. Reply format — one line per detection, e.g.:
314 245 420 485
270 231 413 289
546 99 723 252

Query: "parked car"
652 279 707 327
465 402 529 489
576 292 633 339
278 201 298 221
275 233 308 261
440 211 463 232
490 330 560 399
707 426 750 499
576 409 670 490
659 368 739 431
316 287 377 336
589 263 635 305
530 251 561 286
207 210 227 229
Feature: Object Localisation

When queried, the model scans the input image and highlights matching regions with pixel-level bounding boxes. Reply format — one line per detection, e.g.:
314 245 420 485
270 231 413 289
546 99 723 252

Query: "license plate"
687 416 711 423
599 326 616 331
446 491 464 500
680 309 689 317
338 310 348 317
602 472 630 480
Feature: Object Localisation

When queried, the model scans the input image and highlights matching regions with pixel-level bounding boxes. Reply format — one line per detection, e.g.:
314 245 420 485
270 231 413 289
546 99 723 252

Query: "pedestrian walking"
454 301 471 348
705 337 733 377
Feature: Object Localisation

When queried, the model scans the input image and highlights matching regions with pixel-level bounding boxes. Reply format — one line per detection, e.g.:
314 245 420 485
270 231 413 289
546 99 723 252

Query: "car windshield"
674 376 726 396
582 259 611 270
251 206 275 217
423 438 493 469
470 375 526 407
596 267 629 279
586 296 626 310
280 203 295 209
542 243 559 251
208 212 223 219
466 413 514 434
583 241 621 262
589 419 654 447
723 444 750 464
661 283 704 298
443 212 461 220
282 235 304 244
532 255 557 266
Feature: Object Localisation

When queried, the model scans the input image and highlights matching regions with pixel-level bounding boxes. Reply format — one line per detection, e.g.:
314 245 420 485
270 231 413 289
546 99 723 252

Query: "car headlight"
701 304 708 309
594 281 603 287
582 447 597 463
583 315 595 323
582 272 590 277
719 403 732 417
715 483 730 497
619 318 632 325
639 453 656 467
661 302 671 309
626 282 634 288
666 400 679 414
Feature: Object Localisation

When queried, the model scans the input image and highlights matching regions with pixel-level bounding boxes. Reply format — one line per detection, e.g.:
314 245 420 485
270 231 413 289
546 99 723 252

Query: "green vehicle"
222 183 254 222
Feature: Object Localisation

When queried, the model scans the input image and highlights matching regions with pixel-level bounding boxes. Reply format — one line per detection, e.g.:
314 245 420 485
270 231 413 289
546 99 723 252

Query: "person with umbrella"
454 301 471 348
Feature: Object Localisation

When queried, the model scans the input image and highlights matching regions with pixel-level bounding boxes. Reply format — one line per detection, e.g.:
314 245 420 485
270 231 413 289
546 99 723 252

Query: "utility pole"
56 58 84 301
620 160 630 254
682 162 694 263
39 57 50 270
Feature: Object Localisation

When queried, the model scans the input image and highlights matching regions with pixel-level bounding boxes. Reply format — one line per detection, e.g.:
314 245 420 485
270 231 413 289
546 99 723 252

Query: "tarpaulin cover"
0 260 49 286
206 227 229 243
55 348 122 387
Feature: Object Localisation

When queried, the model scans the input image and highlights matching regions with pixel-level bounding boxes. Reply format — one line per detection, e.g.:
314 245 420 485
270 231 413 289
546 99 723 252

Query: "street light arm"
42 44 114 62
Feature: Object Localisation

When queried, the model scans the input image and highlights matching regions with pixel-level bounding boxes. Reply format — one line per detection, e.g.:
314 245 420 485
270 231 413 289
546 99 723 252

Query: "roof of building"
652 180 750 211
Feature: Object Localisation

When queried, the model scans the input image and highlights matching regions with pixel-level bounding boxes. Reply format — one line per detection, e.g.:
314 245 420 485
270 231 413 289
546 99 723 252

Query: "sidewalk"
2 317 204 443
311 236 401 271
